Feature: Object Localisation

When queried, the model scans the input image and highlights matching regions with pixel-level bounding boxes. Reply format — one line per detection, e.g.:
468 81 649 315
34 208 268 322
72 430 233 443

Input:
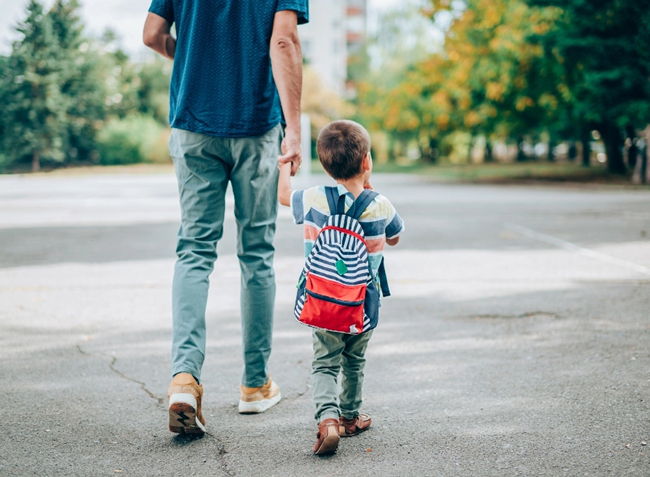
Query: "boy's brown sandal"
339 413 372 437
313 418 340 455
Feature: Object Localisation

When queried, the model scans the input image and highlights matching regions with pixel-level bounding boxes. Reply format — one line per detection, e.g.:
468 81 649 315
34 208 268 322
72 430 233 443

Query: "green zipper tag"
335 260 348 275
296 274 306 289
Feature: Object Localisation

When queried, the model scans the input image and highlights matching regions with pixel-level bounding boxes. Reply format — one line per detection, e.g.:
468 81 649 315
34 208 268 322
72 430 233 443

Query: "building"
299 0 368 97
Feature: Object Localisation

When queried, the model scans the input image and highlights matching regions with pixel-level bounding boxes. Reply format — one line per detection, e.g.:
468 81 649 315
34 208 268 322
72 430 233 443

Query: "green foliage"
525 0 650 173
355 0 650 172
96 115 169 165
0 0 172 172
0 0 66 171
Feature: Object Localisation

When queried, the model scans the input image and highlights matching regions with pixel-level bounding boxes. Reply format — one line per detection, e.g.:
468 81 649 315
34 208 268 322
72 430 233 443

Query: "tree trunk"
626 125 638 169
603 122 626 175
427 137 438 163
641 124 650 184
387 136 396 162
484 139 493 162
547 137 556 162
568 141 577 161
516 136 526 162
581 130 591 167
467 134 474 163
32 150 40 173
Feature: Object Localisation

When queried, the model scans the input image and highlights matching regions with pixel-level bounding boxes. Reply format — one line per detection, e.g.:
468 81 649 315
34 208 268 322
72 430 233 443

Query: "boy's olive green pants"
311 329 373 423
168 125 282 387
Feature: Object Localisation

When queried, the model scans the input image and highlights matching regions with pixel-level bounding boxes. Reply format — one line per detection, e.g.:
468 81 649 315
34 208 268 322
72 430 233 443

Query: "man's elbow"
271 33 300 53
143 30 157 48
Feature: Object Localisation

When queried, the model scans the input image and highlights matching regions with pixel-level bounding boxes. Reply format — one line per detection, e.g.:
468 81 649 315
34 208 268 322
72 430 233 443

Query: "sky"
0 0 404 57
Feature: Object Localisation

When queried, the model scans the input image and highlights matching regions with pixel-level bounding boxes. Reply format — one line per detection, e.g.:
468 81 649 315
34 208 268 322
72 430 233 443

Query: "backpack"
293 187 391 334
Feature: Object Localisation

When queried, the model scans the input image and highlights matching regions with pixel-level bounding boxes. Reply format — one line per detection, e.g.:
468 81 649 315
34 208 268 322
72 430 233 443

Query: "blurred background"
1 0 649 184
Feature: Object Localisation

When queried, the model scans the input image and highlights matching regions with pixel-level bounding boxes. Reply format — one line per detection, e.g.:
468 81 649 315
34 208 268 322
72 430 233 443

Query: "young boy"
278 120 404 455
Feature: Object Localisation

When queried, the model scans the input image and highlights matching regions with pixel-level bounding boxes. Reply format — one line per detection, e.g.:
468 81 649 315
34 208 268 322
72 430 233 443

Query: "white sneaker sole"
238 391 282 414
169 393 206 435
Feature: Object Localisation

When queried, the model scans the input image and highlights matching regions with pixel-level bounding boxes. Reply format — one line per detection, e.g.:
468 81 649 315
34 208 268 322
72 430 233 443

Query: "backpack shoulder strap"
325 186 339 215
325 186 348 215
348 190 379 221
377 257 391 297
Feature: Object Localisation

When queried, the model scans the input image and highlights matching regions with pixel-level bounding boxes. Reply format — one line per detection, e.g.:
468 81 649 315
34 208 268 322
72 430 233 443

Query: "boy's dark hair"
316 120 370 180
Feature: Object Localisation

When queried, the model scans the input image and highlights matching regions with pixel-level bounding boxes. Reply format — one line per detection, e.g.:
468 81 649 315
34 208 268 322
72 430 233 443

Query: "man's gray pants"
168 124 282 387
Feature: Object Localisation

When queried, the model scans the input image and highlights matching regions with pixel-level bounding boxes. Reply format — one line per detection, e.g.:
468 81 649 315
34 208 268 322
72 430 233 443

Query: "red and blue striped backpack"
294 187 391 334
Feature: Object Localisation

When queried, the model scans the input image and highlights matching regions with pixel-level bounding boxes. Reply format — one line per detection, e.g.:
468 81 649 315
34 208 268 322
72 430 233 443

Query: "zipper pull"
296 273 306 289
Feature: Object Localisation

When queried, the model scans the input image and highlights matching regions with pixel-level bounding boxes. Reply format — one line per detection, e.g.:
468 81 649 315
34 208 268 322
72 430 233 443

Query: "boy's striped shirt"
290 184 404 278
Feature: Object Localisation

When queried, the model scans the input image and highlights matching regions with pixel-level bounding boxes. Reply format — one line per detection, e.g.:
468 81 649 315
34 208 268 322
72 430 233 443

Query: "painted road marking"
505 223 650 276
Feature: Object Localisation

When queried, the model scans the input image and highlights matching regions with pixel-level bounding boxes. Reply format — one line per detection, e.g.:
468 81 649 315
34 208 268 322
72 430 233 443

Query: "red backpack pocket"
299 273 366 334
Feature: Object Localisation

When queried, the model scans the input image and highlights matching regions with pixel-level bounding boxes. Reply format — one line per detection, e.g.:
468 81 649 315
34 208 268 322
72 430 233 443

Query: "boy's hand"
386 236 400 246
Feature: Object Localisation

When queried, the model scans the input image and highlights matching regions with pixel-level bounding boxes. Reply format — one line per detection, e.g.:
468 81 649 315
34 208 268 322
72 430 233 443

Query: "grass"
4 158 643 188
367 161 633 184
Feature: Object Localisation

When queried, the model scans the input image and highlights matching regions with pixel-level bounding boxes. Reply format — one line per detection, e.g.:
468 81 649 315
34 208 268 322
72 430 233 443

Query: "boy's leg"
229 124 282 389
339 330 373 420
170 128 230 382
311 329 346 422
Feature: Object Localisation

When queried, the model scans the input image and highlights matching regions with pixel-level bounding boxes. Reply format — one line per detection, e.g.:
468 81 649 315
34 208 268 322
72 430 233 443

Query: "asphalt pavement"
0 169 649 476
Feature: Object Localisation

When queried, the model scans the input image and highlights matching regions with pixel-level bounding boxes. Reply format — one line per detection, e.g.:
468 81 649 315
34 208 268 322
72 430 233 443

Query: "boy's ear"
362 152 371 171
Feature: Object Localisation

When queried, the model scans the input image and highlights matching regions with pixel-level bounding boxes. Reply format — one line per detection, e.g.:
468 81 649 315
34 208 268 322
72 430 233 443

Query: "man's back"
149 0 308 138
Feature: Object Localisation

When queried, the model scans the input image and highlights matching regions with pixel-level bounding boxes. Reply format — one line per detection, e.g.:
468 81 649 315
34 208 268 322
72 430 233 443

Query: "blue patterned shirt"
149 0 309 138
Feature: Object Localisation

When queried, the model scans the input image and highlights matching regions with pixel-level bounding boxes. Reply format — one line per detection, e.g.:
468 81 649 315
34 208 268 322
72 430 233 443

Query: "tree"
0 0 172 171
356 0 566 163
1 0 65 171
526 0 650 174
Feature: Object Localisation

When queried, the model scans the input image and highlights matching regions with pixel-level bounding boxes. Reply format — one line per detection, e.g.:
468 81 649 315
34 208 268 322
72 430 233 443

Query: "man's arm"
278 162 293 207
143 12 176 60
270 11 303 176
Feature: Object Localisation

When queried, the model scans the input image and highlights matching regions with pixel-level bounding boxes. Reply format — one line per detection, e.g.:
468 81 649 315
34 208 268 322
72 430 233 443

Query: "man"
143 0 307 435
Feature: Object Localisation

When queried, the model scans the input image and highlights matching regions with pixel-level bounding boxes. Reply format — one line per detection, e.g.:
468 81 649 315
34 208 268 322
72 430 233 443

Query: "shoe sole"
169 393 205 435
314 434 340 455
340 426 371 437
238 391 282 414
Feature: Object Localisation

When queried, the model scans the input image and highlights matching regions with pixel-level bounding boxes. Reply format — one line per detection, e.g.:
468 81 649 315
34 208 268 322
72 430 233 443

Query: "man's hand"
278 128 302 176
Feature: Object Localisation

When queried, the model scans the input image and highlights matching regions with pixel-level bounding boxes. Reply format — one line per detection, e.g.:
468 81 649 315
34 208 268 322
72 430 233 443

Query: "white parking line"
505 222 650 276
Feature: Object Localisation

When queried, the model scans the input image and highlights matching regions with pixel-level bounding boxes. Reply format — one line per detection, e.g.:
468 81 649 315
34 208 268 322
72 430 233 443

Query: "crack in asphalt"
76 344 164 407
205 432 233 477
76 344 233 475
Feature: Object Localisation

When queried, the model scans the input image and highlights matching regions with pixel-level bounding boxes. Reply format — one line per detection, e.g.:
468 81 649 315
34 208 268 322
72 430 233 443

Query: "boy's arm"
386 236 400 246
278 162 293 207
384 199 404 247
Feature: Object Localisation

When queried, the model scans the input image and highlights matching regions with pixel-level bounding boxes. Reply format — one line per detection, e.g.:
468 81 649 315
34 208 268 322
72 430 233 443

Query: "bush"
96 115 170 165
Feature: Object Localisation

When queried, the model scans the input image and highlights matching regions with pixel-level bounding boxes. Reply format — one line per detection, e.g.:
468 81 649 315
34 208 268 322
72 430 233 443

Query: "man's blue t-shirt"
148 0 308 138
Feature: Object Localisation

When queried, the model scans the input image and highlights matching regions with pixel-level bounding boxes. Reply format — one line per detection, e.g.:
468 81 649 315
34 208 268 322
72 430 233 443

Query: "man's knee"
176 238 218 271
